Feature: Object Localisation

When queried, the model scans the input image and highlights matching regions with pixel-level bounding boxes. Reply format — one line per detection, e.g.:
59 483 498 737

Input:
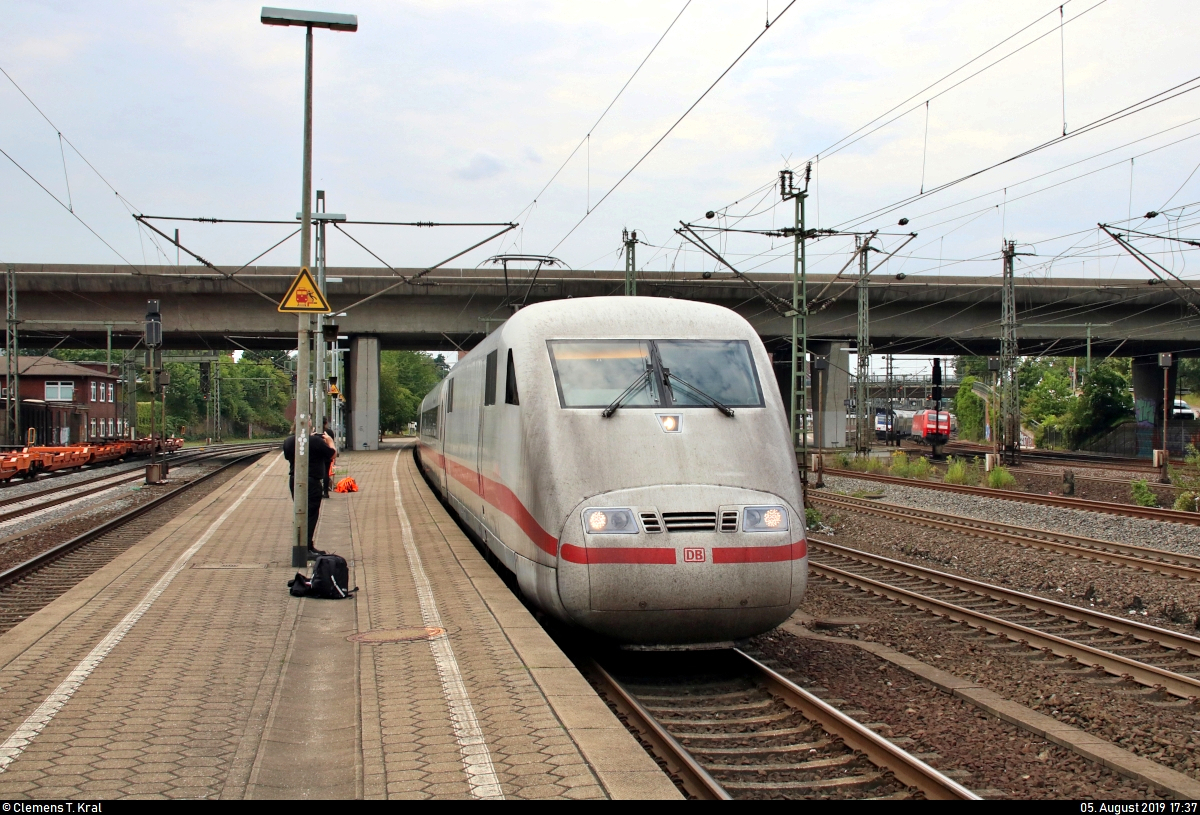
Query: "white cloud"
453 151 504 180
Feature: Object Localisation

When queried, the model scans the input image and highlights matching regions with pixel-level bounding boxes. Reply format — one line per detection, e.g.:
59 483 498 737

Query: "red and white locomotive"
416 298 807 645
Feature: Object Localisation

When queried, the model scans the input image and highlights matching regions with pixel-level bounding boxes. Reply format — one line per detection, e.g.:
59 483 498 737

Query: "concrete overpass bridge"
6 263 1194 451
6 263 1198 357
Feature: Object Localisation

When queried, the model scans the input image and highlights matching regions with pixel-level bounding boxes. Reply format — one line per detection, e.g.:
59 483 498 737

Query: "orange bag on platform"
334 477 358 493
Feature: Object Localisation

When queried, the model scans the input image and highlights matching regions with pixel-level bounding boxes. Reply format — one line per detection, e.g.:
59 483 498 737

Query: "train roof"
457 297 760 366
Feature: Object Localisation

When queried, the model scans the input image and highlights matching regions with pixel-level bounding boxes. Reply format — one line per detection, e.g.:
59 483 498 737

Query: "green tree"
1060 360 1133 447
953 376 987 441
379 351 448 432
954 356 989 380
1022 364 1074 425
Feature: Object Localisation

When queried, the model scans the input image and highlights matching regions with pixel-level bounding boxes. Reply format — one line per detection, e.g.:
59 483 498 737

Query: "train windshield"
548 340 661 408
656 340 763 408
548 339 763 409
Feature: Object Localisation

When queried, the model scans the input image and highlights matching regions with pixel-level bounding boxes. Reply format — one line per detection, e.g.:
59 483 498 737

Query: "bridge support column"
811 342 849 449
348 335 380 451
1132 355 1178 456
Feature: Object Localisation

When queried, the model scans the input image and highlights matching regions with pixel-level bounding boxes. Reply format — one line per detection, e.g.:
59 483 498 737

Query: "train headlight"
582 508 639 534
656 413 682 433
742 505 789 532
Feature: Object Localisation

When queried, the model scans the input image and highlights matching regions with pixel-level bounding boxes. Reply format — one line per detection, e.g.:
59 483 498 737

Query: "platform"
0 442 679 799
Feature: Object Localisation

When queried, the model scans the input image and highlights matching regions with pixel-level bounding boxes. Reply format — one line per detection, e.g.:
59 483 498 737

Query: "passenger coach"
417 297 806 645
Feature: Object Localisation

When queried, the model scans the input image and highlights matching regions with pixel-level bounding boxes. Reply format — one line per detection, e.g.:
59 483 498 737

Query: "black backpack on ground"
310 554 355 599
287 572 311 597
286 554 356 599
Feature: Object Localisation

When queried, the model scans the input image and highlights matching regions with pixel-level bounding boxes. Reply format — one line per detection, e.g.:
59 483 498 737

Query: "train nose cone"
556 484 806 644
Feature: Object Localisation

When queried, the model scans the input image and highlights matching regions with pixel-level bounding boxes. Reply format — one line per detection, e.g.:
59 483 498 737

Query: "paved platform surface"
0 442 678 799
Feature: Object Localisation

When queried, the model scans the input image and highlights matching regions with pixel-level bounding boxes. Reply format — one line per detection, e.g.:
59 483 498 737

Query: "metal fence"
1039 420 1200 458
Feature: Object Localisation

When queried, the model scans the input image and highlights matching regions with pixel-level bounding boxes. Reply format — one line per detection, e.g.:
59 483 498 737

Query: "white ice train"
416 297 807 645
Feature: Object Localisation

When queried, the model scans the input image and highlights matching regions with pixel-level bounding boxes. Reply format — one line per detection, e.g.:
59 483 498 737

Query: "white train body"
416 297 807 644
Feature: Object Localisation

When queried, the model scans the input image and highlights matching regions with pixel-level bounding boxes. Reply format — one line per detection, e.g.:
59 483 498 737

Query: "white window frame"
108 383 114 402
45 381 74 402
90 418 97 439
90 382 96 402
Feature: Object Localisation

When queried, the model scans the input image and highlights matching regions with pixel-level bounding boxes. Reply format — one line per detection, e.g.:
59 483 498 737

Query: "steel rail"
585 658 731 800
821 468 1200 525
0 443 273 525
808 538 1200 699
810 492 1200 579
943 441 1158 472
732 649 980 801
0 448 270 589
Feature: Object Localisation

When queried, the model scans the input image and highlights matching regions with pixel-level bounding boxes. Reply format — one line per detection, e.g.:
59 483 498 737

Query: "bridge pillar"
348 335 380 450
811 342 849 449
1131 355 1178 455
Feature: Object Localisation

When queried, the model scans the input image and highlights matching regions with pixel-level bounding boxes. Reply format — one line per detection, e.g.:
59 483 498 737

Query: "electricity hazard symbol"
278 267 332 313
683 548 705 563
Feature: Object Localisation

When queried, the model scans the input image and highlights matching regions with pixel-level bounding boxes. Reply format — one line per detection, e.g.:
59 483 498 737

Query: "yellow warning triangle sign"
329 384 340 396
278 267 332 313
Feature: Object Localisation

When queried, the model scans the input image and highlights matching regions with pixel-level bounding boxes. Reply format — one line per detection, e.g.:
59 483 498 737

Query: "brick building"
5 357 124 445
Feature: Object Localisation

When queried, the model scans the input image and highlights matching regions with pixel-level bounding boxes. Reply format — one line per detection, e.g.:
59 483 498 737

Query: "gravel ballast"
777 579 1200 786
821 474 1200 558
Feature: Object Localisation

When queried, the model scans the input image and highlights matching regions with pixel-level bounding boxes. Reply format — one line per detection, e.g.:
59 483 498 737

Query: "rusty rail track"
0 446 272 591
0 443 273 530
810 492 1200 580
808 538 1200 700
587 650 978 800
820 468 1200 526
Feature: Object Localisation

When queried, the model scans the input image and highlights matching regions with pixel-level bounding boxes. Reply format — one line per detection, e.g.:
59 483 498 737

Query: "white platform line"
391 451 504 800
0 454 281 773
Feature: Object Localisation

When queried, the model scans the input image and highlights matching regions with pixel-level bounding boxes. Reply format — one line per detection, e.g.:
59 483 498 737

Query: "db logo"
683 548 705 563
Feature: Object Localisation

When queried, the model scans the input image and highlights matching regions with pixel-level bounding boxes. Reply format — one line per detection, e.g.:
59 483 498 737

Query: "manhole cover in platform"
349 627 446 643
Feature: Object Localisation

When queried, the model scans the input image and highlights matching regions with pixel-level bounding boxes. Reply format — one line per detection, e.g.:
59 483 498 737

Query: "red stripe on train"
559 544 677 565
421 443 559 556
420 443 805 566
711 541 807 563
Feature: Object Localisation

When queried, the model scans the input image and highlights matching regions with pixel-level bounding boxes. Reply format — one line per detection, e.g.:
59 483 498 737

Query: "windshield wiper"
663 370 735 417
602 369 651 418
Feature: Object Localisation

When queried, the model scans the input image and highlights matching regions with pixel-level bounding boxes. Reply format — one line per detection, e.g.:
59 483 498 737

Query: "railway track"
0 447 270 632
807 538 1200 700
586 648 978 800
943 442 1160 473
821 468 1200 526
0 443 273 531
809 492 1200 581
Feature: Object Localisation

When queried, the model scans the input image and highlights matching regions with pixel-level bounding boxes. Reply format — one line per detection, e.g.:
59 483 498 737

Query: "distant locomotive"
416 298 807 646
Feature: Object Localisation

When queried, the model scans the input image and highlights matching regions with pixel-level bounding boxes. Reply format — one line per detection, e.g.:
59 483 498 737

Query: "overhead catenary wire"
0 145 144 274
511 0 693 224
836 73 1200 231
545 0 798 256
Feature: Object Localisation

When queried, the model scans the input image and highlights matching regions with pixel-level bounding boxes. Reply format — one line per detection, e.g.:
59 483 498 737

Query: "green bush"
910 456 932 479
1173 491 1198 512
987 465 1016 490
805 507 822 529
864 456 886 474
833 451 853 469
890 451 911 478
943 456 980 486
1131 479 1159 508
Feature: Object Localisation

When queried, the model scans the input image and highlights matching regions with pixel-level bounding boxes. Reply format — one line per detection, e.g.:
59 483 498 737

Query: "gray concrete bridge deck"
6 263 1197 356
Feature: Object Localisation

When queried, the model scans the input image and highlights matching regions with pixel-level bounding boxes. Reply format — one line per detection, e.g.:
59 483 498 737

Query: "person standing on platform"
283 430 336 559
321 418 336 498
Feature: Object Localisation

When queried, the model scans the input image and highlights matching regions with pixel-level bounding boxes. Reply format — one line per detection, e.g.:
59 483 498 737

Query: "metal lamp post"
262 6 357 569
143 300 162 484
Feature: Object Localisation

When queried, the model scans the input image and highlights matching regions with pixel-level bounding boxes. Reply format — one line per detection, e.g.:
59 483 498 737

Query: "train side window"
505 349 519 405
484 351 498 406
447 379 454 413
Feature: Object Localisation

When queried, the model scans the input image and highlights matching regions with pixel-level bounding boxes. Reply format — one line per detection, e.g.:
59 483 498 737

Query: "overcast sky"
3 0 1199 310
